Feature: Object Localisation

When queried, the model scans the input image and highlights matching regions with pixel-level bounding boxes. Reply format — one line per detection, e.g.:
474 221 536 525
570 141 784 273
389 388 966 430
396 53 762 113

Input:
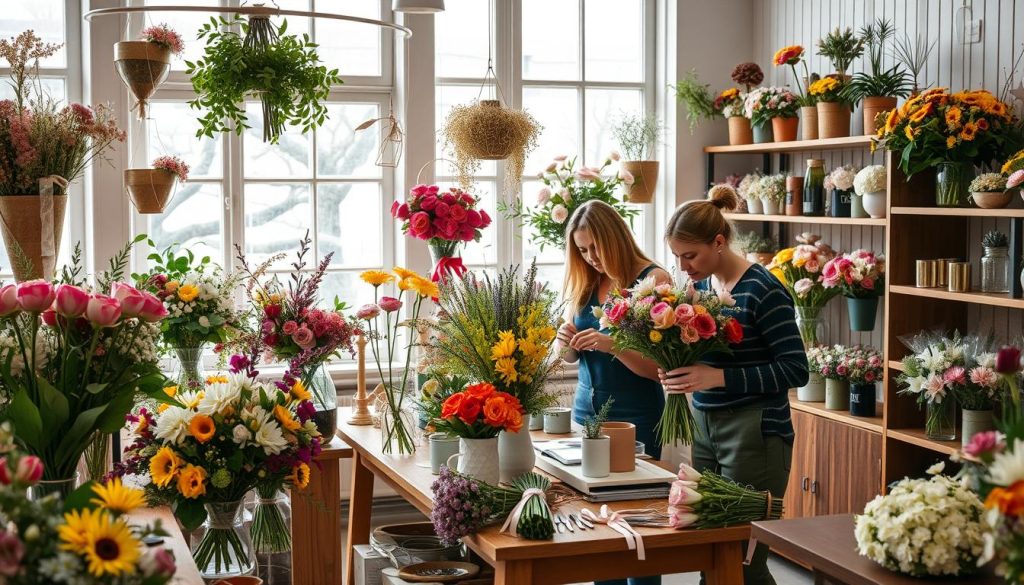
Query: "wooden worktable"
339 412 751 585
128 506 203 584
291 435 353 585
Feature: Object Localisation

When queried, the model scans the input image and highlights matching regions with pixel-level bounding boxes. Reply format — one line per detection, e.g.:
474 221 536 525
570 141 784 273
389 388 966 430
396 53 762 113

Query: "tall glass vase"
173 345 206 391
926 399 957 442
428 239 466 284
304 364 337 439
379 383 417 455
794 306 827 348
251 484 292 554
935 161 971 207
26 472 80 501
191 499 257 580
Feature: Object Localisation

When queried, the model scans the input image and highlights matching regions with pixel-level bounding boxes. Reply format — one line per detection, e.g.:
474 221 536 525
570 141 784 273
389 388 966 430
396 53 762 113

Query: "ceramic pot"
972 191 1013 209
498 428 535 484
846 296 879 332
825 378 850 410
862 191 887 218
581 437 610 478
727 116 753 145
452 438 499 485
817 101 851 138
772 116 798 142
745 197 763 214
862 96 897 136
762 199 783 215
850 383 877 417
600 422 636 473
797 373 826 402
752 122 774 144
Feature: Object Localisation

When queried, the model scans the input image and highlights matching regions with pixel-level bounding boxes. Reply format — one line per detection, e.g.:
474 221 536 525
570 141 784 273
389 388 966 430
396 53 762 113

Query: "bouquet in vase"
897 332 979 440
816 345 849 380
356 267 437 454
956 349 1008 413
598 275 744 446
822 249 885 298
668 463 784 529
767 234 839 346
843 345 884 386
390 184 492 282
433 382 525 439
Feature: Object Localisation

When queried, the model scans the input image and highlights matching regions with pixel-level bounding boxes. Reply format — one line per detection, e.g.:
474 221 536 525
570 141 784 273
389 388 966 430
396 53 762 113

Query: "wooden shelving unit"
788 392 883 434
891 206 1024 218
703 135 874 154
725 213 886 226
889 285 1024 310
887 428 961 456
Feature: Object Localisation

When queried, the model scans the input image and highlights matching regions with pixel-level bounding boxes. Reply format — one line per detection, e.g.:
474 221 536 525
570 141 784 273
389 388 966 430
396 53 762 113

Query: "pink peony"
54 284 90 317
551 204 569 224
434 201 451 218
649 302 677 330
465 209 482 228
292 326 315 349
391 200 410 220
379 296 403 312
0 285 17 317
85 294 122 327
1007 169 1024 189
356 304 380 320
537 187 552 205
16 280 55 313
963 430 1004 460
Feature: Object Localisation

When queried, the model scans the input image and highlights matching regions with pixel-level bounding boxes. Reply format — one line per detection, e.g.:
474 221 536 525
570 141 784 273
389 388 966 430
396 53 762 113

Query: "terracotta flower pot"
785 176 804 216
972 191 1013 209
727 116 753 145
621 160 659 204
800 106 818 140
816 101 851 138
0 194 68 282
124 169 177 214
114 41 171 120
862 96 897 136
600 421 636 473
771 116 798 142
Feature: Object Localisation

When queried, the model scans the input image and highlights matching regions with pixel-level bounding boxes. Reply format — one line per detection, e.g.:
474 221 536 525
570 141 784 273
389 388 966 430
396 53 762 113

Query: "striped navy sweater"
693 263 808 443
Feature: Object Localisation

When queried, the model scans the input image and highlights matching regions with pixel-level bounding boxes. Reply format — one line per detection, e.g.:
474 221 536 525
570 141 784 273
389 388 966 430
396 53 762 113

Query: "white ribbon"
37 175 67 280
500 488 547 537
582 505 646 561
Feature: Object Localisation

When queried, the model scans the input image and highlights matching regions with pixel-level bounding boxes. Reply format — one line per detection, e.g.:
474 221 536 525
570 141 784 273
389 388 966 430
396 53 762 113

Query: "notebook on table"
532 444 676 501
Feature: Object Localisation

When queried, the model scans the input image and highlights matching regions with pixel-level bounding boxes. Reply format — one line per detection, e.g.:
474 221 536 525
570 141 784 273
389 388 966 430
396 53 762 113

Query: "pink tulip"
668 508 700 529
0 285 16 317
553 155 568 162
136 294 168 322
0 458 10 486
678 462 703 482
54 284 89 317
85 294 122 327
379 296 403 313
15 280 54 313
14 456 42 485
110 283 148 318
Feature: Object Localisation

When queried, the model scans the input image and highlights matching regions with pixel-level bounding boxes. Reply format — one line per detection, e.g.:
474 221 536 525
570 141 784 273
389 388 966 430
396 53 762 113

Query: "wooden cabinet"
785 409 882 518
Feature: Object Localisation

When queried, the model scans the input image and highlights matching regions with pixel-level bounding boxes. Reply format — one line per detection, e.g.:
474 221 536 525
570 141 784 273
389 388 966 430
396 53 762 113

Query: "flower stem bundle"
668 464 783 529
506 473 555 540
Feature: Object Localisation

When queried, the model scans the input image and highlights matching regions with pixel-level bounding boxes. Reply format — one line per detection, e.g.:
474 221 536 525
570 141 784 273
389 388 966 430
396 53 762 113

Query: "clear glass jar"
794 306 828 348
306 364 337 439
926 399 957 442
981 246 1010 293
935 161 971 207
191 499 257 580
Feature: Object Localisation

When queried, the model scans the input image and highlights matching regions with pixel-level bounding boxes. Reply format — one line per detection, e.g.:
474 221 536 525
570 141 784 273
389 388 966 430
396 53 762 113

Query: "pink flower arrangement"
152 155 189 182
141 24 184 55
391 184 491 243
822 249 885 298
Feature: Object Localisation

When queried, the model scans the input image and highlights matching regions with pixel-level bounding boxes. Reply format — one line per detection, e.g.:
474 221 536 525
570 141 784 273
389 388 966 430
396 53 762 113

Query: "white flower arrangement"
855 464 986 577
737 172 762 200
756 174 786 202
828 164 859 191
722 93 746 118
854 165 887 196
969 172 1008 193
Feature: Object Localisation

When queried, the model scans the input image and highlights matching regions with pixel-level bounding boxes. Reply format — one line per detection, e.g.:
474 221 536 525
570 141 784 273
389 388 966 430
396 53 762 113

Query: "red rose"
395 202 411 220
420 195 438 211
457 396 482 424
458 226 475 241
410 211 433 239
465 209 482 228
723 318 743 344
606 301 629 324
479 210 492 228
434 218 457 239
692 313 718 339
448 204 468 223
465 382 496 401
442 193 457 205
441 392 464 419
264 303 282 320
434 202 451 218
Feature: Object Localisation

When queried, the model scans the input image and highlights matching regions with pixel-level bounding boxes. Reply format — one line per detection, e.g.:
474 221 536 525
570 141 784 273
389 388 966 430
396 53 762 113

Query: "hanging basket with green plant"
186 13 342 143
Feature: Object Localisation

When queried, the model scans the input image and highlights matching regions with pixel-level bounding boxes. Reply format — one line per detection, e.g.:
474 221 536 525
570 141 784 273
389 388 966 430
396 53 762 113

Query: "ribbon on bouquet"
499 488 547 537
430 255 468 284
581 505 646 561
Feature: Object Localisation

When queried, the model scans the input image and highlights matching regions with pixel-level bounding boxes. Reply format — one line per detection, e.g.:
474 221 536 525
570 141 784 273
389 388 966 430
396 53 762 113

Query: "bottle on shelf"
803 158 825 216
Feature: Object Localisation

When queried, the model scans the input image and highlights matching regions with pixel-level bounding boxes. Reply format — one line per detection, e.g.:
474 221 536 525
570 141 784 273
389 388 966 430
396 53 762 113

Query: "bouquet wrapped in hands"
597 275 743 446
668 463 784 529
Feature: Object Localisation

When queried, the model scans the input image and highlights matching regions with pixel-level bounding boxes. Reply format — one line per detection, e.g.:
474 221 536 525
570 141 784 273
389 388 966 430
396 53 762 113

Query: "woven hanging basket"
455 100 520 160
124 169 177 214
114 41 171 120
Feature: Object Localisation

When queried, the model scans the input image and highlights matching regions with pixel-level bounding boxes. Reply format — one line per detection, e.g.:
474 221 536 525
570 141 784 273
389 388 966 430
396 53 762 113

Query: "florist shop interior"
5 0 1024 584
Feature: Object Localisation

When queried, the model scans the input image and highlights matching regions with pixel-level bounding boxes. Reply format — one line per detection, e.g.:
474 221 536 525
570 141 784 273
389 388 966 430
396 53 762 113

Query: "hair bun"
706 184 740 212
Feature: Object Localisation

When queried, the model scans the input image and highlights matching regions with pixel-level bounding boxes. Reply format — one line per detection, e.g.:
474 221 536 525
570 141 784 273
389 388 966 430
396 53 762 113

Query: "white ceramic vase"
454 437 499 485
862 191 886 218
581 437 610 478
746 197 763 214
797 373 826 402
762 199 782 215
498 428 535 484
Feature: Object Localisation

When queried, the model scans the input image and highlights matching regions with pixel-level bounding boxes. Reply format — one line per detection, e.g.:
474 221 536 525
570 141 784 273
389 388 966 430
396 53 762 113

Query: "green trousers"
692 403 793 585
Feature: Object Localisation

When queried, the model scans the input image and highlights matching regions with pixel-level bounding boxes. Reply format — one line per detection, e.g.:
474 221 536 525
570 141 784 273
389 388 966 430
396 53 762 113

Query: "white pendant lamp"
393 0 445 13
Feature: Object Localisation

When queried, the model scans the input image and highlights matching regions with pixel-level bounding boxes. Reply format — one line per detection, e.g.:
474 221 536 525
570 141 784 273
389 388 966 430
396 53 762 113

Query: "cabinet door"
817 418 882 515
783 410 817 518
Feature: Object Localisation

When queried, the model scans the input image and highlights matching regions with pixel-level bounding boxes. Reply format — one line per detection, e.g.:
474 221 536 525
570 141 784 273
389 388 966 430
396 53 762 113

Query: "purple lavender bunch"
430 466 493 545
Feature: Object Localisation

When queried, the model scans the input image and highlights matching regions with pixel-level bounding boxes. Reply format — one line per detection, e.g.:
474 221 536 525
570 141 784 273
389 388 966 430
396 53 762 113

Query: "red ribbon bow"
431 256 468 284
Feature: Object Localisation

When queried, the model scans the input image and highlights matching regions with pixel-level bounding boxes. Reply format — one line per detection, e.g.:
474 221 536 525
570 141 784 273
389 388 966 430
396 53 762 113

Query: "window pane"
147 101 223 179
146 182 224 266
584 89 642 167
522 87 579 173
320 271 377 313
436 85 496 176
435 0 491 78
522 0 579 80
143 0 221 72
317 102 381 179
243 103 313 179
535 264 565 294
316 182 382 268
520 180 566 265
314 0 380 77
0 78 65 104
244 183 312 268
462 181 497 267
584 0 644 82
1 0 65 68
274 0 312 38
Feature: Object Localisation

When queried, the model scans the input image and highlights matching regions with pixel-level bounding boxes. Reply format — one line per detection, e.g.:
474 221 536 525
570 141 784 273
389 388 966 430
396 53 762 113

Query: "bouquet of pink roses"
822 249 885 298
597 275 744 446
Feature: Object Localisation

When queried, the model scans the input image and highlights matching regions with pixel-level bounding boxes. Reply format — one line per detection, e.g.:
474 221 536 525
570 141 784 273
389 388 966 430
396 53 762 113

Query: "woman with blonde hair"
659 184 807 585
556 200 670 471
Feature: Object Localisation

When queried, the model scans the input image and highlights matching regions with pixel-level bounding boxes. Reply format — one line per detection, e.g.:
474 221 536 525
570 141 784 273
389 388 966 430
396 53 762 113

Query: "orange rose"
457 396 482 425
505 409 523 433
465 382 496 401
986 480 1024 517
189 414 216 443
441 392 465 419
482 395 510 428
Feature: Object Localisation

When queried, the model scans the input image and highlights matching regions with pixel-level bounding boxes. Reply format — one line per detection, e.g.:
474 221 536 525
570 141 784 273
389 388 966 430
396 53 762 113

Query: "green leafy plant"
583 397 614 439
672 70 719 133
186 15 342 143
983 230 1008 249
842 19 911 105
816 27 864 75
611 113 662 161
893 33 936 95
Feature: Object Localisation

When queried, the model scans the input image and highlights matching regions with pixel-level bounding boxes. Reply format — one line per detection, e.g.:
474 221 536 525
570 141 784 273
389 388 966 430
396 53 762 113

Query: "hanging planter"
612 113 663 204
441 98 540 195
187 12 342 143
114 25 182 119
355 101 405 168
124 155 189 214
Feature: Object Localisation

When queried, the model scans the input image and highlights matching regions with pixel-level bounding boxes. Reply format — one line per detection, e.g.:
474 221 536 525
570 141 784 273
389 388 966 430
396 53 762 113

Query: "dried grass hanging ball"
442 99 542 194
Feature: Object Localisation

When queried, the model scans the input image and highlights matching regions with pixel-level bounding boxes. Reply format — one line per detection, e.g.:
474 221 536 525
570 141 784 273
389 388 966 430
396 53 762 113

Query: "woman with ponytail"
659 184 807 585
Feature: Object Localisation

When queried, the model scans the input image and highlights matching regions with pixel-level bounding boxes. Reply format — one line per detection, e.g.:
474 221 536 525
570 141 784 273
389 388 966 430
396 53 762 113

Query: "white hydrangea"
829 165 859 191
854 165 887 195
855 472 985 577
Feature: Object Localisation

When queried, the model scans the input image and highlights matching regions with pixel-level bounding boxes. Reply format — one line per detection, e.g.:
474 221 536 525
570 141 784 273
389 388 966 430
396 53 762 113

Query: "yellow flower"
81 513 141 577
59 507 103 554
164 280 179 293
494 357 519 384
946 135 957 149
177 464 208 499
904 124 918 141
360 270 394 287
693 305 709 315
393 266 418 280
149 447 184 488
792 255 807 268
945 106 962 129
291 380 311 402
189 414 216 443
772 247 795 266
491 331 517 360
274 404 301 432
177 283 199 302
90 478 146 514
407 276 439 299
719 88 739 101
420 379 440 397
269 292 283 303
908 102 933 123
1002 150 1024 175
960 122 978 141
205 374 228 385
770 267 787 285
290 462 311 490
157 403 170 413
163 386 177 398
883 108 901 133
649 330 663 343
808 77 838 96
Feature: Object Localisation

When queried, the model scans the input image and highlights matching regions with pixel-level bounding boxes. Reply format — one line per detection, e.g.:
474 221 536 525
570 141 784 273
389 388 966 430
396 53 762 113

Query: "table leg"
345 450 375 585
494 560 532 585
292 455 342 585
705 541 745 585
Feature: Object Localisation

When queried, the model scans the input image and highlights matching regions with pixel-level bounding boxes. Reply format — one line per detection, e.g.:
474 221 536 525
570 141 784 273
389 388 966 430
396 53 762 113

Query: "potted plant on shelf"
822 249 886 332
826 164 859 217
800 345 826 402
956 351 1004 446
853 165 888 218
738 172 764 214
773 44 818 140
756 174 787 215
754 87 800 142
187 15 342 143
814 27 863 138
125 155 189 214
736 230 778 266
969 173 1011 209
672 70 719 135
842 19 911 136
875 88 1016 207
115 24 184 119
819 344 851 410
581 398 614 478
893 33 936 97
743 87 773 143
846 346 883 417
714 88 750 145
611 113 663 204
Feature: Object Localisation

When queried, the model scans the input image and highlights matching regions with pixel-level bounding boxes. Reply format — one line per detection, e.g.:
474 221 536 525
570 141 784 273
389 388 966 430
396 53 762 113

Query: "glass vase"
981 246 1010 294
173 345 206 391
428 239 465 284
251 484 292 554
191 499 257 580
27 472 80 501
794 306 827 348
305 364 337 439
925 400 957 442
935 161 971 207
379 385 417 455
